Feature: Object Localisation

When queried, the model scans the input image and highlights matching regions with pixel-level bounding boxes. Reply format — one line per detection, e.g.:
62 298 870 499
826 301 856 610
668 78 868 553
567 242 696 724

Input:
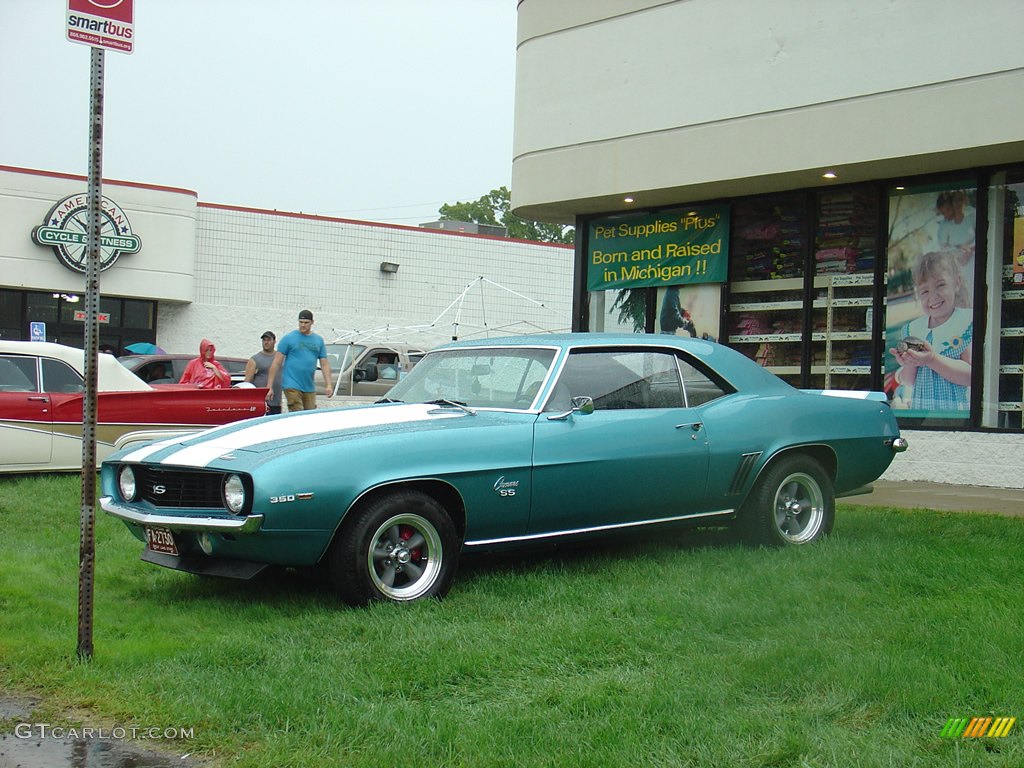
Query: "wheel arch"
319 478 467 562
744 443 837 503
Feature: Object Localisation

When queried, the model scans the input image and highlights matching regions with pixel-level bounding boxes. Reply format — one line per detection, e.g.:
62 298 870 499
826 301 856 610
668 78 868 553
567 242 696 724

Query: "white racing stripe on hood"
122 432 206 464
156 404 461 468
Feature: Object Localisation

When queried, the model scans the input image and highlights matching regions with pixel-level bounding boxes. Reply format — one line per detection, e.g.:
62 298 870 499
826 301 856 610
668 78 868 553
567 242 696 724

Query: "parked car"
119 353 250 385
101 333 907 606
0 341 268 473
315 341 427 398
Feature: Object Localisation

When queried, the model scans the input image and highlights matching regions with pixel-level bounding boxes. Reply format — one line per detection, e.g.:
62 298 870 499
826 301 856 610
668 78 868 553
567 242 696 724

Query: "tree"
439 186 574 244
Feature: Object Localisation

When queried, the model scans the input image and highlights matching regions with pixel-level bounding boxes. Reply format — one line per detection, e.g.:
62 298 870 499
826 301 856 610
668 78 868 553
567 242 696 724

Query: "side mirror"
571 396 595 415
546 395 595 421
354 364 378 383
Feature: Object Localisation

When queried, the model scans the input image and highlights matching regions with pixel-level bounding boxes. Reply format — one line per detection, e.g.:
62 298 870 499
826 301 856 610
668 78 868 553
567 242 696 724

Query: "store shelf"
811 365 872 375
730 301 803 312
996 258 1023 428
730 277 804 294
812 273 874 288
728 334 802 344
812 297 872 309
811 331 871 342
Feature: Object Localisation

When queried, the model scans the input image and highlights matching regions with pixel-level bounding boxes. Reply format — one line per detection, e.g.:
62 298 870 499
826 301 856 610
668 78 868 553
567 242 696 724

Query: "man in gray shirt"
244 330 283 414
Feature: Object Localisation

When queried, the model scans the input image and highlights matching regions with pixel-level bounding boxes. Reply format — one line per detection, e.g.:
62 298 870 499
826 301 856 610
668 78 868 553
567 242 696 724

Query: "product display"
998 264 1024 429
726 190 878 390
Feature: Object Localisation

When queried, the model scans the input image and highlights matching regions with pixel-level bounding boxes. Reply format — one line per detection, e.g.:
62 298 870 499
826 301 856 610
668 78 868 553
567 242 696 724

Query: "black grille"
136 466 226 509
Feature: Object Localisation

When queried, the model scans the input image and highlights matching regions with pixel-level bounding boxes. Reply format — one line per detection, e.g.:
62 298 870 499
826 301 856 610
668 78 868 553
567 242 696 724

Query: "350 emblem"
270 495 296 504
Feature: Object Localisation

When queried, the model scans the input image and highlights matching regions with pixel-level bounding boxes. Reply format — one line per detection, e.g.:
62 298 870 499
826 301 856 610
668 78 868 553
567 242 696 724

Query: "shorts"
283 389 317 412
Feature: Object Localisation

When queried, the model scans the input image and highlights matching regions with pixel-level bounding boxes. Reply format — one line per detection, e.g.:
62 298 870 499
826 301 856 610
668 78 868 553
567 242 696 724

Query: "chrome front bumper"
100 496 264 533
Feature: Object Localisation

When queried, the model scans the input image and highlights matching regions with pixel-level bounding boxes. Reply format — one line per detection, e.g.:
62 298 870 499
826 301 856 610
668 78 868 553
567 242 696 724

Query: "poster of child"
657 283 721 341
885 184 976 418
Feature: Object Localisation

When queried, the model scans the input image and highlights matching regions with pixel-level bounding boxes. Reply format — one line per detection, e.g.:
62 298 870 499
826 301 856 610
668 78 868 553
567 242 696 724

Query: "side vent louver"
729 452 762 495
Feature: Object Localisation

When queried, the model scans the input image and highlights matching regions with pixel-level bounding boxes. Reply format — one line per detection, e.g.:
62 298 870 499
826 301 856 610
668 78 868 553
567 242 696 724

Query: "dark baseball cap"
261 330 275 340
298 309 314 321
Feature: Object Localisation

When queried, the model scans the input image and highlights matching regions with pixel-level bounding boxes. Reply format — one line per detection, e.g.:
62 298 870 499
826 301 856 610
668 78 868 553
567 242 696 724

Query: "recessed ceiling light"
623 196 635 203
822 171 837 179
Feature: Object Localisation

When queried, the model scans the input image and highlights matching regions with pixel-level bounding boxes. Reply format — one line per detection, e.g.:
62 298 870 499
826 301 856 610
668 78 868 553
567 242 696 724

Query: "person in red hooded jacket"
179 339 230 389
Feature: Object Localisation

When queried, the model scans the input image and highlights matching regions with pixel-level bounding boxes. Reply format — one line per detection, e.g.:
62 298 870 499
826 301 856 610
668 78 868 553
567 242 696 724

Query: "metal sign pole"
77 45 104 661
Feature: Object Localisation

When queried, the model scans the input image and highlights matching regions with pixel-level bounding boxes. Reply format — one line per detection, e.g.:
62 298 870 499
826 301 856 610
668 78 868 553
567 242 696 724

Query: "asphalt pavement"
840 480 1023 517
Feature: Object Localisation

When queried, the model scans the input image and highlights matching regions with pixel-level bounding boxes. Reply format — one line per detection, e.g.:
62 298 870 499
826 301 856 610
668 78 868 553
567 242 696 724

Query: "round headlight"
118 465 137 501
223 473 246 515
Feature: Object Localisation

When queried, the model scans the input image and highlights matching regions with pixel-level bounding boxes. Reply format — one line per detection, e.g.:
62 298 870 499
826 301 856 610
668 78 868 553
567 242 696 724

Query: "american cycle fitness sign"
31 194 141 274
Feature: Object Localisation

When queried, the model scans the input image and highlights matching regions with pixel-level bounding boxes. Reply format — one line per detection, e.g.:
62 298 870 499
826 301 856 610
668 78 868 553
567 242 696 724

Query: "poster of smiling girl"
885 183 976 422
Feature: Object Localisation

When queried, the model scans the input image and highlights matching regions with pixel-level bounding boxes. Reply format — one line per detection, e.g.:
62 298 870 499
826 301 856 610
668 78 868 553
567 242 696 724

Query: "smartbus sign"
66 0 135 54
31 194 142 274
587 205 730 291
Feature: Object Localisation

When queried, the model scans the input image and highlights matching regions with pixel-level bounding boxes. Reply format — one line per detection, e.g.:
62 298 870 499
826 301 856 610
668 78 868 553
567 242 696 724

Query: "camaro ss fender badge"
31 194 142 274
493 476 519 497
269 493 314 504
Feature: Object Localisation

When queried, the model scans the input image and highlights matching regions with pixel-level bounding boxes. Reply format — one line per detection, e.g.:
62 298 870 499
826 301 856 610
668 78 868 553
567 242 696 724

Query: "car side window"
552 349 683 410
41 358 85 394
678 356 729 407
0 356 38 392
367 349 399 380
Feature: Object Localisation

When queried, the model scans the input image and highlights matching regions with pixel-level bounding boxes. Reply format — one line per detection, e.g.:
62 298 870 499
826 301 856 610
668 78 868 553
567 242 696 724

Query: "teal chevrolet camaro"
101 333 907 606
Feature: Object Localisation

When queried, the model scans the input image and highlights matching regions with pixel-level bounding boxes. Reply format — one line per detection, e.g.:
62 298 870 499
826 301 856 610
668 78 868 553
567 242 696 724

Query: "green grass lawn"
1 474 1021 767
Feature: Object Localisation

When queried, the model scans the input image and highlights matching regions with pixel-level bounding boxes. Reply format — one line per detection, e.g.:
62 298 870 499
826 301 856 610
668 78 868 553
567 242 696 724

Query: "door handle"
676 422 702 431
27 396 49 402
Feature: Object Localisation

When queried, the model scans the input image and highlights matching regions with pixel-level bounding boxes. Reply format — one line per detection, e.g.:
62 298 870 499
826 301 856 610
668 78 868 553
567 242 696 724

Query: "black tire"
327 490 459 606
740 455 834 547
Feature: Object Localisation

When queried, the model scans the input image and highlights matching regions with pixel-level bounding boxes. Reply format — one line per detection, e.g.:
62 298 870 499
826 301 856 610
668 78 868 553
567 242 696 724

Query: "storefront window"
985 171 1024 429
807 188 879 391
99 296 122 327
26 292 59 326
884 181 976 426
0 289 21 340
726 193 808 385
123 299 154 329
589 289 646 333
58 294 85 323
656 284 720 341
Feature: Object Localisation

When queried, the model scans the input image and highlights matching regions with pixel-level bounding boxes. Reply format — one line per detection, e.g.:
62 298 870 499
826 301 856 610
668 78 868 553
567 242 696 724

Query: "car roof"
119 353 249 364
0 340 152 392
434 333 795 394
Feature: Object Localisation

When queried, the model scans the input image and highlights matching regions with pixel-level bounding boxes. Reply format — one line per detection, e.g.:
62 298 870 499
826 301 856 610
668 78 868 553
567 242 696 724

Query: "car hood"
115 403 496 469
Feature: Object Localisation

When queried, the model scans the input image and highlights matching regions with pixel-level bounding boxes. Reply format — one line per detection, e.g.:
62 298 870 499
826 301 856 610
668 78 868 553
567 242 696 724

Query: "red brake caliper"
399 525 422 563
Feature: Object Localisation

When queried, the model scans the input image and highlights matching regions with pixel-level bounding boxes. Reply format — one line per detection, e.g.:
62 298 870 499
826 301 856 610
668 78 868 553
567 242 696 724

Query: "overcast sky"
0 0 517 225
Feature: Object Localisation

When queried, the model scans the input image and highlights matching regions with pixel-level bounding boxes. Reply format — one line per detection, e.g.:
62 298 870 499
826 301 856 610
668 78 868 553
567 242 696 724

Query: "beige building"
511 0 1024 487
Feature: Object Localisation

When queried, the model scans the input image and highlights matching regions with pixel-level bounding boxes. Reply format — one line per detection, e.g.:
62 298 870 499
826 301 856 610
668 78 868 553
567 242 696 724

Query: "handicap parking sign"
30 322 46 342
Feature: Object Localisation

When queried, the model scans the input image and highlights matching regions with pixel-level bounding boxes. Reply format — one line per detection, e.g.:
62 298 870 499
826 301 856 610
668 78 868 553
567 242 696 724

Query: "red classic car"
0 341 268 473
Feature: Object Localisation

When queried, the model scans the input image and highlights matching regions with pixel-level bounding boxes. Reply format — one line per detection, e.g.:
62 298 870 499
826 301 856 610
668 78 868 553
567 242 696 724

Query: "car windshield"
386 347 557 409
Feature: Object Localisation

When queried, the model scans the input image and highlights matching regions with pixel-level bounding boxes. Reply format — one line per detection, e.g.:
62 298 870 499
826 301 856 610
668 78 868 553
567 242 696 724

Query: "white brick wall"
157 206 574 359
882 430 1024 489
